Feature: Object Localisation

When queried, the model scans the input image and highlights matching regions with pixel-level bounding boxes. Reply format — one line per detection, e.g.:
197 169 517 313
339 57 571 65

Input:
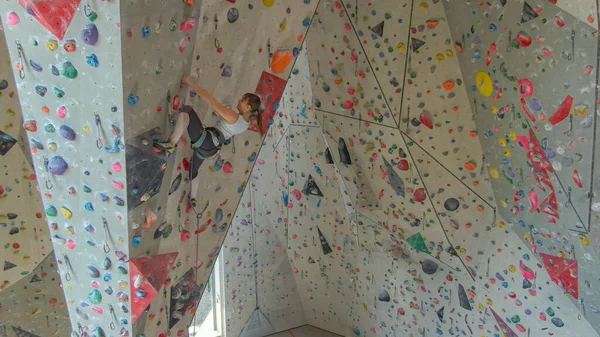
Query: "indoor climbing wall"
271 43 318 145
286 125 356 335
119 1 204 336
305 0 395 127
222 188 257 337
401 0 495 204
0 253 70 337
443 0 600 333
0 1 131 336
0 29 51 291
222 125 307 337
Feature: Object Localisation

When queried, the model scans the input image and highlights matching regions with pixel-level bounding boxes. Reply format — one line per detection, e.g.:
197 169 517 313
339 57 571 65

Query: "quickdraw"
15 40 25 79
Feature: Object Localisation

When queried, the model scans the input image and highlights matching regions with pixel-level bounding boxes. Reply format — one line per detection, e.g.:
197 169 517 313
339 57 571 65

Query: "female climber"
156 75 263 211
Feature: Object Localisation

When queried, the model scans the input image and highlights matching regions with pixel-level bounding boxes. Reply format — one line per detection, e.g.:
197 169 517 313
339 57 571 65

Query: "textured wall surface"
2 0 600 336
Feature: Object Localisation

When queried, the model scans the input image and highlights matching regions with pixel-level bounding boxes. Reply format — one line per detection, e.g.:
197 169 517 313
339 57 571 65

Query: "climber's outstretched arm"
182 76 239 124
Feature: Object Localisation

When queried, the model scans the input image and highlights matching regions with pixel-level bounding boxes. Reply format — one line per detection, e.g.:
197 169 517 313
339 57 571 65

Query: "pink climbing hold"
57 106 68 118
517 78 534 97
112 162 123 172
292 188 302 201
66 239 76 250
7 12 20 25
223 161 234 174
515 135 530 150
257 159 265 165
347 88 356 95
112 180 125 190
519 260 535 280
344 23 352 31
413 188 427 202
344 100 354 109
419 111 433 129
179 18 195 32
527 189 538 212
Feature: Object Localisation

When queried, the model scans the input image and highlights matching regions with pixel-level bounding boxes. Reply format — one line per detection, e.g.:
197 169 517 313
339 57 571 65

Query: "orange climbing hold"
270 50 293 74
464 162 477 171
442 81 454 90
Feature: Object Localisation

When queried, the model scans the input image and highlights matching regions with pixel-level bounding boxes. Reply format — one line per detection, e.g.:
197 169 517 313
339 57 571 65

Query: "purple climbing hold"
59 125 76 141
47 156 69 175
221 65 232 77
81 24 99 46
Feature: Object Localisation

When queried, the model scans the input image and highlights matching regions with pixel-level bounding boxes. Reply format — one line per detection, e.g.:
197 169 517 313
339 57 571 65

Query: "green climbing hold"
546 307 555 317
510 315 521 323
46 206 58 217
384 13 391 20
62 61 78 79
410 72 417 79
83 185 92 193
88 289 102 304
169 20 177 31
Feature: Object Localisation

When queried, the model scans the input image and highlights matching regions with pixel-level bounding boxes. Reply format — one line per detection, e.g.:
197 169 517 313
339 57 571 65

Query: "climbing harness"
190 127 225 160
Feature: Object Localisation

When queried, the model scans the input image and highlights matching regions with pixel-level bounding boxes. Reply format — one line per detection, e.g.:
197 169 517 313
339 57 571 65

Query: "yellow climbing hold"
397 42 406 53
476 72 493 97
263 0 275 7
445 49 454 57
419 2 429 11
486 298 494 306
363 302 369 311
508 265 517 273
498 138 507 147
579 234 591 245
457 247 467 256
489 167 500 180
509 131 517 140
61 206 73 219
47 40 58 51
503 148 512 158
83 126 91 132
477 303 485 311
119 238 124 244
491 104 499 115
279 18 287 32
436 53 445 61
500 199 508 207
498 221 506 229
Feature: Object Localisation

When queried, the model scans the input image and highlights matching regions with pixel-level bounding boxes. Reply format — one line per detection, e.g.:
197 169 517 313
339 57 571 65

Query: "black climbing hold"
338 138 352 165
317 227 332 255
0 80 8 90
371 21 384 37
168 174 182 195
103 257 112 270
457 283 472 311
382 157 405 197
87 265 100 278
3 260 16 271
499 0 506 6
411 38 425 52
446 246 458 257
444 198 460 211
410 118 422 127
521 2 539 23
437 306 445 321
302 175 323 197
523 278 532 289
11 326 42 337
422 259 439 275
227 8 239 23
377 288 390 302
325 148 334 164
308 257 315 264
399 148 407 158
30 274 42 283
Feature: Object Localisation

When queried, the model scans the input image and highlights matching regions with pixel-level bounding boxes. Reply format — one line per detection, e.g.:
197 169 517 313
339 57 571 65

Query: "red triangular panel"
19 0 81 40
130 252 178 291
129 261 159 324
490 307 519 337
539 253 579 299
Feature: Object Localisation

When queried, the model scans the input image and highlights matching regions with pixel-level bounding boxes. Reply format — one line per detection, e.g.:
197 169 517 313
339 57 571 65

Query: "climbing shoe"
155 140 176 154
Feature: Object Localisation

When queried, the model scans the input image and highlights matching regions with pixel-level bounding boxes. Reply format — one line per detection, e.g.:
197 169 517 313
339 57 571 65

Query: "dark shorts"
179 106 219 180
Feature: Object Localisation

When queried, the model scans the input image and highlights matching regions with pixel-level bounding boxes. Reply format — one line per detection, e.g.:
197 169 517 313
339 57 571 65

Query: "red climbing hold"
413 188 427 202
19 0 81 40
397 159 409 171
573 169 583 188
419 111 433 129
548 95 573 125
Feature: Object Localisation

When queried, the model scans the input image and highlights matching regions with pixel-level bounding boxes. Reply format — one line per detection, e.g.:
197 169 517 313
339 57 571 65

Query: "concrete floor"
267 325 342 337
